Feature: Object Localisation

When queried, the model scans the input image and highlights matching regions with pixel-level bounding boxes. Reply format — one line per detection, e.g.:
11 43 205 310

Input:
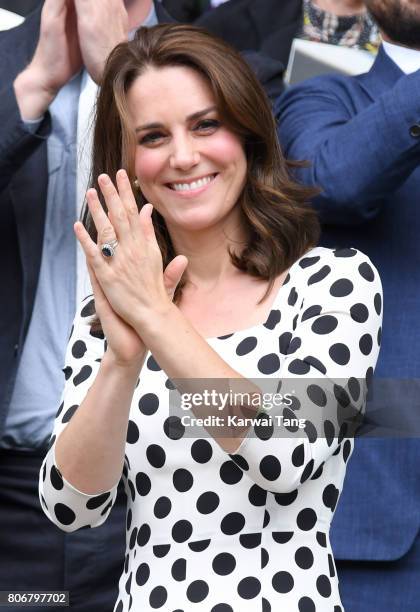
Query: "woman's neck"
313 0 365 17
167 218 248 291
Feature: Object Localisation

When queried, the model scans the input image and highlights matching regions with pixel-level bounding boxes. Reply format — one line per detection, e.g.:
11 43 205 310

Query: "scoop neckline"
205 247 320 342
205 283 284 342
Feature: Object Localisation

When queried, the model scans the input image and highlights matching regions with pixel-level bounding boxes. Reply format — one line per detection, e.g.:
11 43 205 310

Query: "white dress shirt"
0 8 24 31
382 40 420 74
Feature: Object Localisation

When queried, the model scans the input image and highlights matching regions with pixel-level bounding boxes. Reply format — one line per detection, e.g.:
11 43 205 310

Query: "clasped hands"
15 0 131 121
74 170 188 369
31 0 128 94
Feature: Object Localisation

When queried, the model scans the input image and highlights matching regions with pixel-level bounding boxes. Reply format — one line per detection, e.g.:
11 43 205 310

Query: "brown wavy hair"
82 24 319 328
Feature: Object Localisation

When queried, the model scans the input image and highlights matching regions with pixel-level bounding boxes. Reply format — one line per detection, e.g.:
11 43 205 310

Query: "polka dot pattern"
39 248 382 611
272 571 294 593
138 393 159 416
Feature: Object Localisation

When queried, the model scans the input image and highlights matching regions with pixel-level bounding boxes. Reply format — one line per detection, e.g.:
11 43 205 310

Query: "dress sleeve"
228 248 383 493
38 296 121 533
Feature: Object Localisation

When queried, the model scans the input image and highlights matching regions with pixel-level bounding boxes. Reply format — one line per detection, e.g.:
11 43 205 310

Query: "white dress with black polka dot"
39 247 383 612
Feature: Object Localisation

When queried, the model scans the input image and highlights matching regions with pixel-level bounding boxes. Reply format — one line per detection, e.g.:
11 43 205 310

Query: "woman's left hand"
76 170 180 329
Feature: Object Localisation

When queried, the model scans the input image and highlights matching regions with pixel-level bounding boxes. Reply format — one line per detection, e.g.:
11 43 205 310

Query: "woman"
39 24 382 612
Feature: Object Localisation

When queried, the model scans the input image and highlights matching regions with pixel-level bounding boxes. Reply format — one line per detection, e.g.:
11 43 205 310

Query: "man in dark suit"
0 2 174 610
0 2 284 609
275 1 420 609
194 0 379 70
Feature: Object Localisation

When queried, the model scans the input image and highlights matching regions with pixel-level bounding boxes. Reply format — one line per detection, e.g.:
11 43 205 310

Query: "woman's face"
126 65 247 234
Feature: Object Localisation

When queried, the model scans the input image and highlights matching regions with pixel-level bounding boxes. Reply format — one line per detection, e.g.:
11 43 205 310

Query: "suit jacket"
196 0 302 68
0 2 174 436
161 0 211 23
0 3 284 437
276 46 420 563
0 0 41 17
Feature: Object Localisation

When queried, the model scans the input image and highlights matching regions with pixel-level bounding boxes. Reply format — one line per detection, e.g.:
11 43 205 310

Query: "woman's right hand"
76 181 188 369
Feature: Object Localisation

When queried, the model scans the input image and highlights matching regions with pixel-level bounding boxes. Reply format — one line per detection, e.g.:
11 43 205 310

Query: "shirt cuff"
22 116 44 133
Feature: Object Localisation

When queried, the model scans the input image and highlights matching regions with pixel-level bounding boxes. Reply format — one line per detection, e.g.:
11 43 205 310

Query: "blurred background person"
195 0 380 71
275 1 420 610
0 1 175 610
301 0 380 51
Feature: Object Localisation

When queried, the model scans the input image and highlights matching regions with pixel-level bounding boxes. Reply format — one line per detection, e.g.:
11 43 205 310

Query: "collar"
382 40 420 74
357 44 404 100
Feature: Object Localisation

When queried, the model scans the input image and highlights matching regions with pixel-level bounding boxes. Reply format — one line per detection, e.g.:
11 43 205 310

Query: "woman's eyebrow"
187 105 217 121
135 106 217 133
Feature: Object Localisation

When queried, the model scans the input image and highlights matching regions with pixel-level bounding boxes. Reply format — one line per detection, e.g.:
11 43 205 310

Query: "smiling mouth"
166 173 218 192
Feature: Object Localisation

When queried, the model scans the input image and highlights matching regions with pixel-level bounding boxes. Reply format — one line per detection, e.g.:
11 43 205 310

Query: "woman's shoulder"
291 246 381 286
286 246 382 313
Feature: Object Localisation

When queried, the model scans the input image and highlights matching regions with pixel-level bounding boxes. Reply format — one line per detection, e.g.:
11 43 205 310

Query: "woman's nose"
169 135 200 171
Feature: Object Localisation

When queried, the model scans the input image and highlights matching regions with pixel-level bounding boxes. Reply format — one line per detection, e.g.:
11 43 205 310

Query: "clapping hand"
74 0 129 83
14 0 83 119
30 0 82 95
75 170 188 368
14 0 129 120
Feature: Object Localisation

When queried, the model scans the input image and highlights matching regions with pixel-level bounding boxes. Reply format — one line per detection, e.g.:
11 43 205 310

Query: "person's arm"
275 70 420 225
38 295 136 533
0 82 51 194
0 0 82 193
39 247 186 532
13 0 82 121
13 0 128 118
0 0 129 193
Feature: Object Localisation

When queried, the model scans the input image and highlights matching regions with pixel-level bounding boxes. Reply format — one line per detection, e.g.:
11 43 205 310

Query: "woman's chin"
163 210 223 233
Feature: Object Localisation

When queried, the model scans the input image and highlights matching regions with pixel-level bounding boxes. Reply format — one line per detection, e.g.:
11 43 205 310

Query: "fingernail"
118 169 127 179
100 174 110 184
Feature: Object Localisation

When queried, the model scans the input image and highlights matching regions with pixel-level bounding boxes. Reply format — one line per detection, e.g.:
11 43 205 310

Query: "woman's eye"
138 132 165 145
194 119 220 132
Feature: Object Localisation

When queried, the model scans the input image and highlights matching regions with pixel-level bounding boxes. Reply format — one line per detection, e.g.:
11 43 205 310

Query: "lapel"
4 6 48 338
358 44 404 100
